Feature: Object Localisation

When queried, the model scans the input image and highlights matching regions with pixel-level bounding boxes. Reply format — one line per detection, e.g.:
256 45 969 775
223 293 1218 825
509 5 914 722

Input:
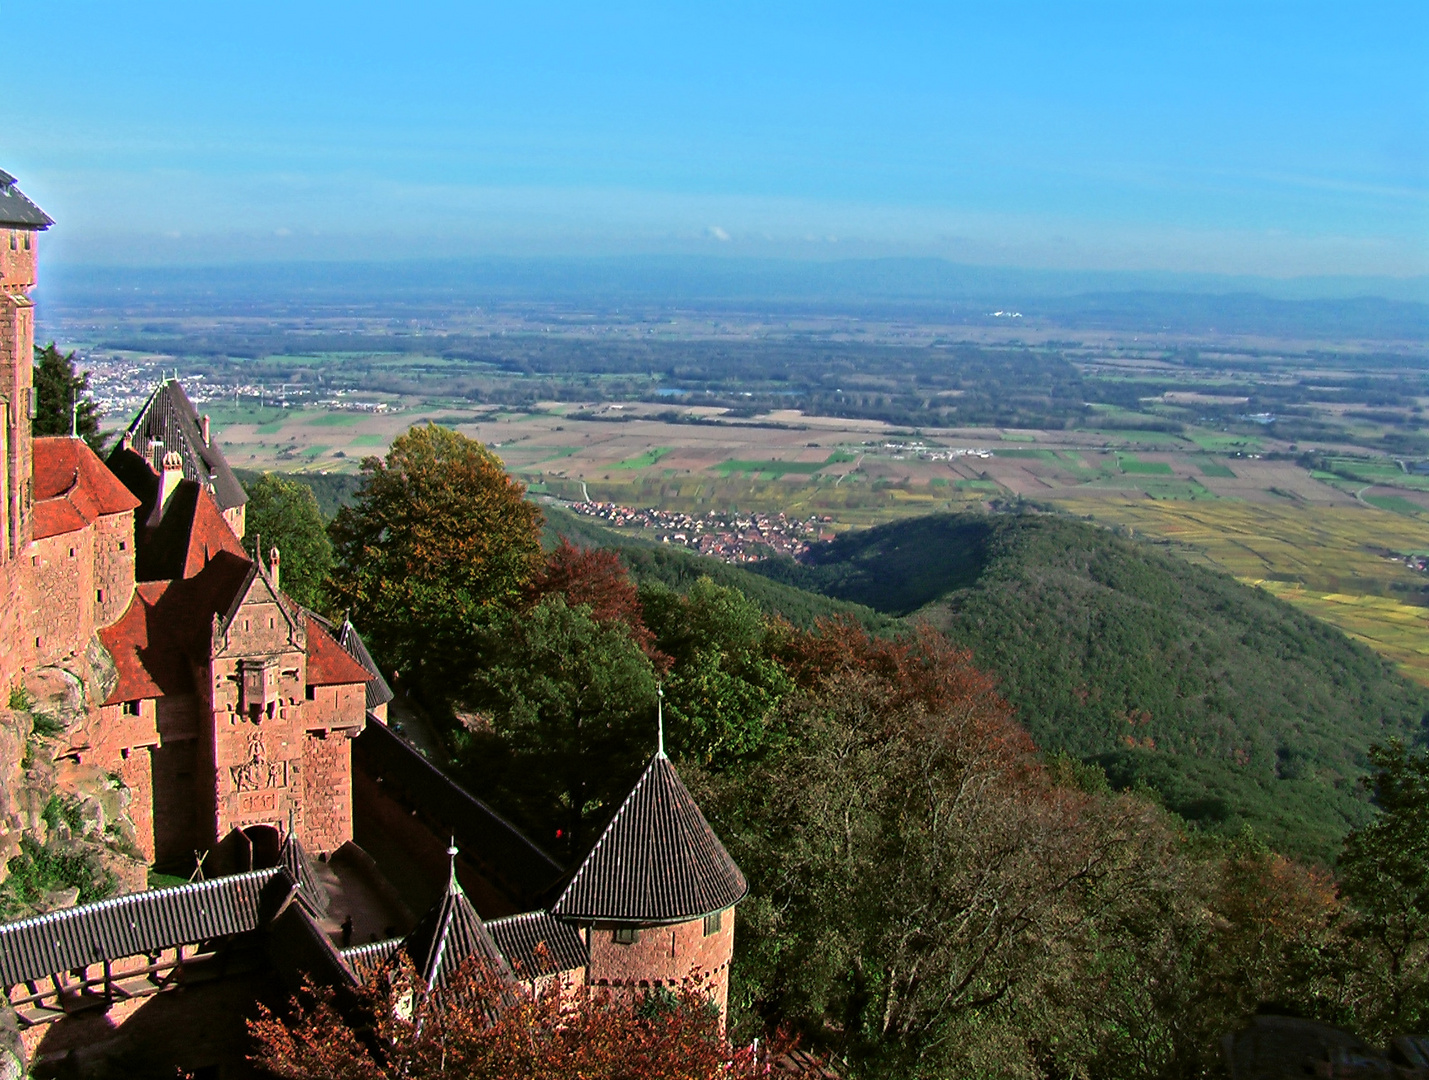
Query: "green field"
609 448 671 470
1117 454 1174 475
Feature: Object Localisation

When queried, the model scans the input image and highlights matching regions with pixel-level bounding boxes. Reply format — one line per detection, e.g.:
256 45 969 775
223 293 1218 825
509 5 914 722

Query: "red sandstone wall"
0 230 38 290
117 745 156 861
26 529 97 668
301 730 354 856
94 512 136 627
150 736 201 869
586 910 736 1018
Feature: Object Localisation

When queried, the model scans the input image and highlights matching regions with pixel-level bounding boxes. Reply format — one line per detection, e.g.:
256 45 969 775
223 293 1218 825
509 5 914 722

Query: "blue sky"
4 1 1426 277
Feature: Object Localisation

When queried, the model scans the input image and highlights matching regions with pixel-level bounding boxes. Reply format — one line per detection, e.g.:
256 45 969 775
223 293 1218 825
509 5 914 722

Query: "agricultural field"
64 302 1429 682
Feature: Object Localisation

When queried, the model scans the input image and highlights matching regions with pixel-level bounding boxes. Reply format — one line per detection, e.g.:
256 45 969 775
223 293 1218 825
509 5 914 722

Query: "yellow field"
1048 495 1429 684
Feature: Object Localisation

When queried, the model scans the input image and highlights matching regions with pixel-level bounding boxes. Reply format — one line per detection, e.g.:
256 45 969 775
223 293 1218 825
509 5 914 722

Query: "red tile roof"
305 616 373 688
31 437 140 541
100 552 253 704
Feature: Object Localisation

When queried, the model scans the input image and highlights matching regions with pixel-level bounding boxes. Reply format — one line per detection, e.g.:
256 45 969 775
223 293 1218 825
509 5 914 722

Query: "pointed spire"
402 839 510 991
447 838 461 894
657 683 666 758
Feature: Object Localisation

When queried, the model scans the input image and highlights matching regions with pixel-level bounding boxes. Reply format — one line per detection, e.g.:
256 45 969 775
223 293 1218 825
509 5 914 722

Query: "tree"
241 473 334 612
1339 740 1429 1034
529 539 658 659
639 578 793 767
327 425 544 688
249 955 761 1080
459 595 659 857
32 343 104 451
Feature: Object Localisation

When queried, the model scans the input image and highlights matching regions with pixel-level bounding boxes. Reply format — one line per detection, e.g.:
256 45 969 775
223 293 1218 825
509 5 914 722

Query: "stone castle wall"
586 910 735 1018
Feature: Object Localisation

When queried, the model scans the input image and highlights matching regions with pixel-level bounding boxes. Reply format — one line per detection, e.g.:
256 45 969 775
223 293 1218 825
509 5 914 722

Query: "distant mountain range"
39 257 1429 342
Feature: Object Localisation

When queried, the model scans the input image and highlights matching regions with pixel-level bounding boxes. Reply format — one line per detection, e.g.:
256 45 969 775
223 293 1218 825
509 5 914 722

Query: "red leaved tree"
250 955 777 1080
529 539 661 661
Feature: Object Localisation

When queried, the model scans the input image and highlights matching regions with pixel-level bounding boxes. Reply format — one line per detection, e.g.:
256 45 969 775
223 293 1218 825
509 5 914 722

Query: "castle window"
305 686 316 701
7 232 14 251
122 700 140 717
613 927 640 945
68 548 75 558
22 232 30 251
119 541 127 551
96 589 105 603
703 910 723 937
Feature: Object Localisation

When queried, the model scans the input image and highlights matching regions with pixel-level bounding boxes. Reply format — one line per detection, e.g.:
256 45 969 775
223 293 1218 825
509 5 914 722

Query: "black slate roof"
354 720 564 903
0 171 52 229
551 751 747 924
114 380 247 513
310 612 394 712
402 856 510 990
0 869 274 986
487 911 588 978
280 827 330 917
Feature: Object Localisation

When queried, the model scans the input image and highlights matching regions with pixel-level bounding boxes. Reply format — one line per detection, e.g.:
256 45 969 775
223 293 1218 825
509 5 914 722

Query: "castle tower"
550 741 747 1020
0 171 51 559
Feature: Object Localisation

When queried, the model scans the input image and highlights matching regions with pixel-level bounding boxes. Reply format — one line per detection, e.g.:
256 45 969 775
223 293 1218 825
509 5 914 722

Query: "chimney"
201 414 211 446
160 450 183 509
269 546 281 591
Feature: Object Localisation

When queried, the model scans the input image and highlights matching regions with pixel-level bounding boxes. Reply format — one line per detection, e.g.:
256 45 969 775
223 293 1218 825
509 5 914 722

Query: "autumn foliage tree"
327 424 544 689
249 956 765 1080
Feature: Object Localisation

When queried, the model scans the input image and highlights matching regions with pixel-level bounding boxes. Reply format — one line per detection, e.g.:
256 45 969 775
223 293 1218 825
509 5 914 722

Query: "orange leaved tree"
249 956 767 1080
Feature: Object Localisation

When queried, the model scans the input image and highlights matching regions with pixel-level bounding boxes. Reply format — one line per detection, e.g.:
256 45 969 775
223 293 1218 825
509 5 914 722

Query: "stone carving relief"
230 732 292 792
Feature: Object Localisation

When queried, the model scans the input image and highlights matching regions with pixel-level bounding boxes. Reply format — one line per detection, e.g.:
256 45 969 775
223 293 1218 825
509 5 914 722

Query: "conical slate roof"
551 751 747 923
402 851 510 990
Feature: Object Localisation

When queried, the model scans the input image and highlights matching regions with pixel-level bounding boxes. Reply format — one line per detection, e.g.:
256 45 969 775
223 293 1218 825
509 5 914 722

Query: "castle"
0 171 746 1076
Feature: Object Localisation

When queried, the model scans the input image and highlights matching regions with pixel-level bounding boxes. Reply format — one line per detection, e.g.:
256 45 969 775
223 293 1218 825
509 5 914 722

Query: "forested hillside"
542 505 897 633
752 511 1429 861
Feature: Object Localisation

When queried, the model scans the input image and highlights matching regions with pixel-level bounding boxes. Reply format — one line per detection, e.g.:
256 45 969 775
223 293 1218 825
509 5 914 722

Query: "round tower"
550 736 747 1020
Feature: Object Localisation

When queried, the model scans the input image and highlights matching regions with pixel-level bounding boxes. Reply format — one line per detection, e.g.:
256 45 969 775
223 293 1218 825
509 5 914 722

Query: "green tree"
1340 740 1429 1034
241 473 334 611
327 424 543 688
32 343 104 451
458 595 658 857
639 578 793 767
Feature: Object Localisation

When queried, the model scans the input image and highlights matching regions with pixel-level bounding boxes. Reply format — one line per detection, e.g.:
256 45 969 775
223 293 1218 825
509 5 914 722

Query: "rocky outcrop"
0 636 146 918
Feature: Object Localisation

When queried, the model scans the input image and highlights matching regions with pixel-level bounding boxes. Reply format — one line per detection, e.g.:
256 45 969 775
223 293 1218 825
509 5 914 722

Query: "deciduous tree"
250 956 761 1080
242 473 334 611
327 424 543 688
459 595 659 857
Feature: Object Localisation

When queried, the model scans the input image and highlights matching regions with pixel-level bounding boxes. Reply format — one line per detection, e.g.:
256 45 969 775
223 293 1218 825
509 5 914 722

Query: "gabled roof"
107 446 247 581
551 751 747 923
402 849 510 990
305 615 374 689
309 612 393 708
100 552 253 703
280 826 330 917
113 379 246 512
0 171 52 229
31 437 140 541
0 868 274 986
353 721 565 904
